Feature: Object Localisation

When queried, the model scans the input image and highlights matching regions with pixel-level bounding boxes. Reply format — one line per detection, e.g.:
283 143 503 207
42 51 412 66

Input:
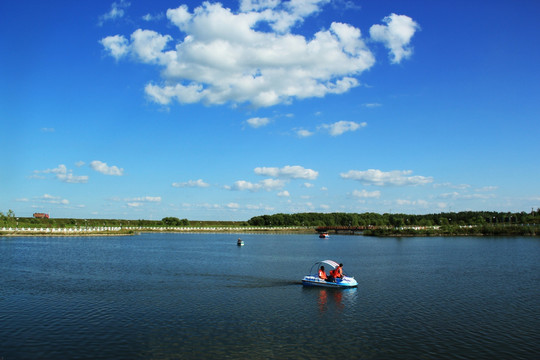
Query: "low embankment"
0 226 313 236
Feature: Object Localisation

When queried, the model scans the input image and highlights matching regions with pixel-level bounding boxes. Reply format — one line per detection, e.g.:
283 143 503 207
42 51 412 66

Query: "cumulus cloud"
34 164 88 183
172 179 210 188
369 13 419 64
341 169 433 186
246 117 270 128
100 35 130 60
100 1 393 107
226 178 286 191
39 194 69 205
352 189 381 199
226 202 240 209
254 165 318 180
278 190 290 197
296 129 314 138
90 161 124 176
320 120 366 136
98 0 131 26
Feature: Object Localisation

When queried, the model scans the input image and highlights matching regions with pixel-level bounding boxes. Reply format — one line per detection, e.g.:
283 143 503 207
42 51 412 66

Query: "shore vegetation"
1 210 539 237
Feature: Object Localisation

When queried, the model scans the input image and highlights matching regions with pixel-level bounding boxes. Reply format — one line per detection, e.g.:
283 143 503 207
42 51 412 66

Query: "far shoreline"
1 225 538 238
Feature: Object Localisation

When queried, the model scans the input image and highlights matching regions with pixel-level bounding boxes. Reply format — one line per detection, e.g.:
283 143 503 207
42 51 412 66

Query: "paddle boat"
237 238 244 246
302 260 358 288
319 232 329 238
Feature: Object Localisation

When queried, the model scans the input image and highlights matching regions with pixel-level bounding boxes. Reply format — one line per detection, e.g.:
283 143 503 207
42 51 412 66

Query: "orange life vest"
318 269 327 279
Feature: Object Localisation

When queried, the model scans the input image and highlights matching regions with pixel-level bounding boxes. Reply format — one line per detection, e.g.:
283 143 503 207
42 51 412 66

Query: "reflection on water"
314 287 357 313
1 233 539 359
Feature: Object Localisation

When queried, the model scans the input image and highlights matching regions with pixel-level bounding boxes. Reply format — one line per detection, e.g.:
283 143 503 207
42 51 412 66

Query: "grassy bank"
0 226 313 237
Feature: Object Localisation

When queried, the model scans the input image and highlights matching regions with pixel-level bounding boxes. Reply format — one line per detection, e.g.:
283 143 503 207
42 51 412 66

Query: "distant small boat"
319 232 329 238
237 238 244 246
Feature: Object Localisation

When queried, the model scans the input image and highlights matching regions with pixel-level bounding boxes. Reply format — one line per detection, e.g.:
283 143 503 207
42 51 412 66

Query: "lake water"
1 233 539 359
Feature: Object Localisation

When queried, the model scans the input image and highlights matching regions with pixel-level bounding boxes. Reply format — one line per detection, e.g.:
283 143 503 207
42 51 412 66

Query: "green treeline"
247 210 540 227
0 211 250 229
2 209 539 236
0 212 186 229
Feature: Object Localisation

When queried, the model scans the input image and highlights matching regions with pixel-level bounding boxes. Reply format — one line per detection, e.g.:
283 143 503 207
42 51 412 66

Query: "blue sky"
1 0 539 221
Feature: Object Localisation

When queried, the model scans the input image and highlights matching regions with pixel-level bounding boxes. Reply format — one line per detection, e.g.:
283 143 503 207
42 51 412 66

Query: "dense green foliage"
161 217 190 226
0 211 249 229
247 210 540 227
2 209 539 237
363 224 538 237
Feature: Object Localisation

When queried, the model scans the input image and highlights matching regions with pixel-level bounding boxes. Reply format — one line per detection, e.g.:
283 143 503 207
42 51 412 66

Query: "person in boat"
328 268 337 282
336 263 344 279
318 266 328 280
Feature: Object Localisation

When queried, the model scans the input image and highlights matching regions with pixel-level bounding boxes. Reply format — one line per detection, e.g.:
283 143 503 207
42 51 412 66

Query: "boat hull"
302 275 358 288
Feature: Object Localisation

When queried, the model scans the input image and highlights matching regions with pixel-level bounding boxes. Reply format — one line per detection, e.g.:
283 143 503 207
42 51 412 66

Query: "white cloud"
35 164 88 183
98 0 131 26
363 103 381 108
90 160 124 176
226 202 240 209
172 179 210 188
101 1 380 107
296 129 314 138
396 199 428 207
39 194 69 205
352 189 381 199
278 190 290 197
439 192 495 200
126 196 162 202
320 120 366 136
341 169 433 186
239 0 330 32
369 13 419 64
142 13 164 22
303 182 314 188
58 172 90 184
227 178 286 191
246 117 270 128
100 35 130 60
433 182 471 190
125 196 161 208
254 165 318 179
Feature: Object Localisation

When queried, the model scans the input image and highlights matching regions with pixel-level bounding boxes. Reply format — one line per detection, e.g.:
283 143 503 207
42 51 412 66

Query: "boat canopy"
309 259 340 274
320 260 339 268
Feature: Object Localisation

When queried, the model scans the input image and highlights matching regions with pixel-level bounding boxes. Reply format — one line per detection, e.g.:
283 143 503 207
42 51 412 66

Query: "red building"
33 213 50 219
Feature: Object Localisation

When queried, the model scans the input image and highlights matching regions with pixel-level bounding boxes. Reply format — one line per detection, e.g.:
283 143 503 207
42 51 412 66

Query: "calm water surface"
1 233 539 359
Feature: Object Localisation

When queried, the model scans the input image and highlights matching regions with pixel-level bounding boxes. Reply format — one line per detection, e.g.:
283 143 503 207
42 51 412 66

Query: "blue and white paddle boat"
302 260 358 288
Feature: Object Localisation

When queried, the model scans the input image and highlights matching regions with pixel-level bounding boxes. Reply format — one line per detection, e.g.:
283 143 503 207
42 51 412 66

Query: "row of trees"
0 211 191 229
3 209 539 230
1 212 249 229
247 210 540 228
